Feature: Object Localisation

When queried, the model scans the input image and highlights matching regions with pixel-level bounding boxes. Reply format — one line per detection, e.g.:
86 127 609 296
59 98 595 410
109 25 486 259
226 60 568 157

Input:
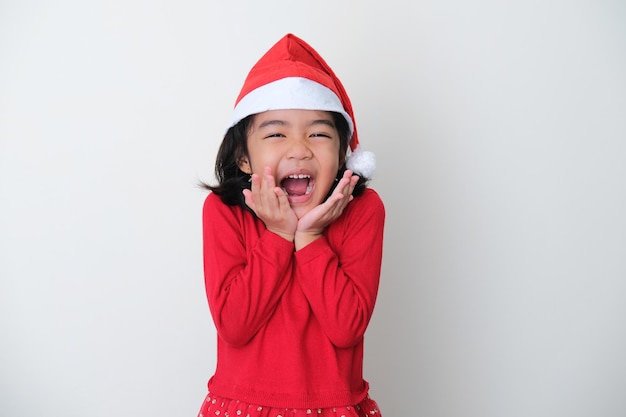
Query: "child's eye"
310 133 331 138
264 133 285 139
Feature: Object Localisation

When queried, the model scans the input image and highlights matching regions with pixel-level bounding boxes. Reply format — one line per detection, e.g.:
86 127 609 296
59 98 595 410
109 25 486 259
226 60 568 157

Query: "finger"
345 174 359 196
338 172 359 197
260 168 280 209
242 188 254 209
328 174 358 212
332 176 354 202
274 186 291 212
249 173 264 209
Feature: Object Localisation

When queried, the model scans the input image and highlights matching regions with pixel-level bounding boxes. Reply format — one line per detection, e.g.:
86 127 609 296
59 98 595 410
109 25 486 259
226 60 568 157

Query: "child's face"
239 109 341 218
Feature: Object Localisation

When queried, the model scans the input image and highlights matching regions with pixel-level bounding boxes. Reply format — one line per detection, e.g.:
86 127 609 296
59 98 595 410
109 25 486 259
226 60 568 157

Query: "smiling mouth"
280 174 313 196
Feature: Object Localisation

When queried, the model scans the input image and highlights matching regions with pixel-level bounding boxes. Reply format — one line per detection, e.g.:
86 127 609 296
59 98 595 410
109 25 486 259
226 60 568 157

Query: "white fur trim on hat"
229 77 354 133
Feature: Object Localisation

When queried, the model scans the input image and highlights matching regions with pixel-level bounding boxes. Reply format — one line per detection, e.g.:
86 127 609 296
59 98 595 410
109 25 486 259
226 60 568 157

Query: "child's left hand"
294 170 359 249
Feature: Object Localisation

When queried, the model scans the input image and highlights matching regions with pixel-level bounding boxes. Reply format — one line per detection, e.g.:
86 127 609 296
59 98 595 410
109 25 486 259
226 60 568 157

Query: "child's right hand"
242 167 298 242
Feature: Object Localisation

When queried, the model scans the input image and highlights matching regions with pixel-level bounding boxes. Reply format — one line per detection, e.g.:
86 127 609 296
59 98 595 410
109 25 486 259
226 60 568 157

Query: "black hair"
200 111 369 209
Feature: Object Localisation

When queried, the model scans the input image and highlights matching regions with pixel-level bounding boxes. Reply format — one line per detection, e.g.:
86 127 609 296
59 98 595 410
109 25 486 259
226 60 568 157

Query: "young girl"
198 34 385 417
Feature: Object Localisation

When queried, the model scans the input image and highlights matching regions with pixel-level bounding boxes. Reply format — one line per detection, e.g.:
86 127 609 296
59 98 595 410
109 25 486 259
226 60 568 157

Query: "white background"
1 1 625 416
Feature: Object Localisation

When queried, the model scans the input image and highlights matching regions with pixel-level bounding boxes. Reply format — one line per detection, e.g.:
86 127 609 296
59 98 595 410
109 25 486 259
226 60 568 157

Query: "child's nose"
287 139 313 159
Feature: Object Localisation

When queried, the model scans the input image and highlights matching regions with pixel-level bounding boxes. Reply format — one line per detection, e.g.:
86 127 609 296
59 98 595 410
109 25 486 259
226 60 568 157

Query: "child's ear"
237 157 252 174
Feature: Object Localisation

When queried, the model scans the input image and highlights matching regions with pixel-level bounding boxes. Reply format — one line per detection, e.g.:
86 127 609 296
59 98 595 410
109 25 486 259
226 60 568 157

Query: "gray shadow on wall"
361 84 444 417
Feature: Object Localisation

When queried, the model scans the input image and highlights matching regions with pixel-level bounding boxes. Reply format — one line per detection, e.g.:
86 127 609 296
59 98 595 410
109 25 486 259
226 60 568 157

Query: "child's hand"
242 167 298 241
295 170 359 249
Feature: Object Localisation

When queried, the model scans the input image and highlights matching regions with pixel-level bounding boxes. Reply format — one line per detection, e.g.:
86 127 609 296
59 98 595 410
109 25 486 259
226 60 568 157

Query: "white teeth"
287 174 311 179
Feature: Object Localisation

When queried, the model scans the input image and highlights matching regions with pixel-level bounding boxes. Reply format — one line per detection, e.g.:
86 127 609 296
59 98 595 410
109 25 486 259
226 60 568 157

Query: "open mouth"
280 174 313 197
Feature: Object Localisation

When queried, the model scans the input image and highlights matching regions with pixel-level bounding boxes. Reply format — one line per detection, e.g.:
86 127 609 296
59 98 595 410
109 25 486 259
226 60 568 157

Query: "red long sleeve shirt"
202 188 385 409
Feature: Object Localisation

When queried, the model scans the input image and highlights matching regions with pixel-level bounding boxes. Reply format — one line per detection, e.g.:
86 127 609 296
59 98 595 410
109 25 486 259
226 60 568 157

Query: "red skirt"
197 391 382 417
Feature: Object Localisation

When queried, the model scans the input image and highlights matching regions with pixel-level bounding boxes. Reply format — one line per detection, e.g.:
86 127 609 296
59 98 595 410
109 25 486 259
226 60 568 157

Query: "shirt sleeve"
202 193 295 347
294 189 386 348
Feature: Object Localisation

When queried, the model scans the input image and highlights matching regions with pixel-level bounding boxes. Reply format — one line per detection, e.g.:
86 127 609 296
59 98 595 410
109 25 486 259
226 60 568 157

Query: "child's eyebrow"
258 119 288 129
308 119 335 128
257 119 335 129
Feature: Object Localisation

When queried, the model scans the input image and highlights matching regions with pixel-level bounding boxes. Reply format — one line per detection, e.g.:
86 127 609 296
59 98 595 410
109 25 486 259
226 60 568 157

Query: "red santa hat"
228 33 376 178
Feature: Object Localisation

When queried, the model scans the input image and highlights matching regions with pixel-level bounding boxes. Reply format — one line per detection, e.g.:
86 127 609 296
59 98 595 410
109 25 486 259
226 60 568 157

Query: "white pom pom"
346 146 376 178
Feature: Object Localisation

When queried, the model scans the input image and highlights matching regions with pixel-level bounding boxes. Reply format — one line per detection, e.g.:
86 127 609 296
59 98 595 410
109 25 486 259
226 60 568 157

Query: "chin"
292 207 311 220
288 194 324 219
